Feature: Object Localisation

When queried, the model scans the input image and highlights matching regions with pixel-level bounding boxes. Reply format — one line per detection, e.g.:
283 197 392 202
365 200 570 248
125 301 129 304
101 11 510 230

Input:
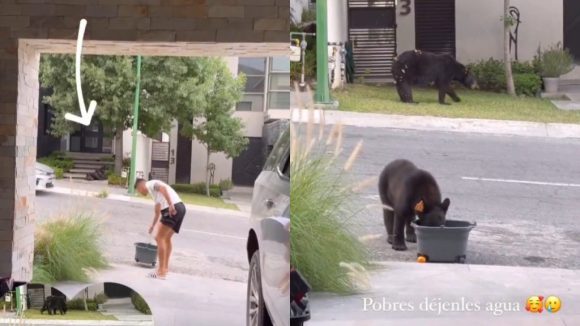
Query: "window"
236 58 267 112
268 56 290 109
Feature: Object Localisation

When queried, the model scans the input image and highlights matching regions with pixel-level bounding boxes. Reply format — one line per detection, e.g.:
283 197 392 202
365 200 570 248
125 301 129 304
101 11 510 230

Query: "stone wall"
0 0 289 280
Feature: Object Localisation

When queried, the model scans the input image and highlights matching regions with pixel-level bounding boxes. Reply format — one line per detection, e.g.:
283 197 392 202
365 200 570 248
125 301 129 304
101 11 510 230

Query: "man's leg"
164 234 173 275
157 224 175 276
155 230 167 275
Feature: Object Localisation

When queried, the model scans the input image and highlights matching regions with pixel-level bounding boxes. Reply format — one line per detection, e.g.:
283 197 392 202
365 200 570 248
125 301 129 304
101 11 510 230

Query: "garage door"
415 0 456 56
348 0 397 82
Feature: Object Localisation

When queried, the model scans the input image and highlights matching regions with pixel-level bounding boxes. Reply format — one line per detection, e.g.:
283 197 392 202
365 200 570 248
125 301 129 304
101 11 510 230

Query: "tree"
503 0 516 96
40 55 208 174
179 58 248 196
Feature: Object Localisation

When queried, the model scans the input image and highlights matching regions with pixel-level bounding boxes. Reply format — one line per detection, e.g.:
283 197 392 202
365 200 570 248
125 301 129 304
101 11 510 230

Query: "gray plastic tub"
134 242 157 267
412 220 476 263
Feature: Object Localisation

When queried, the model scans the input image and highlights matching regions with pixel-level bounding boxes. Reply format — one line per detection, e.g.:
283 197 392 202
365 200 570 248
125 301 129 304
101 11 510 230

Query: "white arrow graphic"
65 19 97 126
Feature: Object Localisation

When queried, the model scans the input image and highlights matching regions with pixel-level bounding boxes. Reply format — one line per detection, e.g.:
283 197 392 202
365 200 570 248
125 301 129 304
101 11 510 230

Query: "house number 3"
400 0 412 16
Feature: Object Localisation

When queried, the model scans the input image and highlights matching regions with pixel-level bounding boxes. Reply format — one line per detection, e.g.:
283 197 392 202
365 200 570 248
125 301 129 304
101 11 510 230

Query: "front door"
81 119 103 152
69 119 103 153
564 0 580 61
415 0 456 56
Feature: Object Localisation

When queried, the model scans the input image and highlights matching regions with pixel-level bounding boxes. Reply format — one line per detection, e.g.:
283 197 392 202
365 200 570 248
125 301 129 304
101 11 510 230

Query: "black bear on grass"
378 159 450 251
392 49 478 105
41 296 67 315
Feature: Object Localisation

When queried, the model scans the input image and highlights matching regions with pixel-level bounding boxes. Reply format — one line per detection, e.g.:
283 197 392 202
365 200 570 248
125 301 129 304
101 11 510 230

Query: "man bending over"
135 178 186 280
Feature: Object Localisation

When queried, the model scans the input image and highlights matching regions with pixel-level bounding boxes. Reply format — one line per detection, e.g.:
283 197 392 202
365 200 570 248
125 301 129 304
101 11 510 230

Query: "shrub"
131 292 152 315
514 73 542 96
538 43 574 77
67 298 98 311
32 213 108 283
53 167 64 179
38 152 74 178
468 58 505 92
95 190 109 198
107 174 127 186
171 183 221 198
468 58 542 96
291 121 369 294
218 179 233 191
93 293 108 305
511 61 538 74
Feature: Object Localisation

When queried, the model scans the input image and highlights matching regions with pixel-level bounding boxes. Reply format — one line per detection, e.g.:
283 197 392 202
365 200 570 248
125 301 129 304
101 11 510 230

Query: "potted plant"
537 43 574 93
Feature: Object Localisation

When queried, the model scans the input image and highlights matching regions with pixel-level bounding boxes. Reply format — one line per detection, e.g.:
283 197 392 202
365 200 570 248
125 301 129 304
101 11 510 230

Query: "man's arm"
156 184 176 214
149 203 161 234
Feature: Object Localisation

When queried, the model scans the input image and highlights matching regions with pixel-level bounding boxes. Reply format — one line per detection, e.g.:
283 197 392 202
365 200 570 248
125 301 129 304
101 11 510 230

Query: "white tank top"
145 180 182 210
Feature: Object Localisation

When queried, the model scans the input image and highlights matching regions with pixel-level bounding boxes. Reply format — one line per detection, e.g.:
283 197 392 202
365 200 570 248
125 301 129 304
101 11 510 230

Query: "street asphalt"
338 126 580 269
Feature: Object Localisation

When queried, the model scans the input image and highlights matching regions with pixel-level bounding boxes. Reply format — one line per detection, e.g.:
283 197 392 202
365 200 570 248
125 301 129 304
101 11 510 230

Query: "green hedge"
218 179 233 191
38 152 74 178
171 183 222 198
468 58 543 96
131 292 152 315
67 298 98 311
107 174 127 186
514 73 542 96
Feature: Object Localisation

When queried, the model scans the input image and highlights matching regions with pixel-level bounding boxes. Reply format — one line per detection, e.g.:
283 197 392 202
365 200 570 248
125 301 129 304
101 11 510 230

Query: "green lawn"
333 84 580 124
24 309 117 320
177 192 239 211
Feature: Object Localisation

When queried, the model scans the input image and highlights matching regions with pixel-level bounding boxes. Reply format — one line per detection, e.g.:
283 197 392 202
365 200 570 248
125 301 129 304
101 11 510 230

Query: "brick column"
0 39 38 281
12 41 39 281
0 34 19 278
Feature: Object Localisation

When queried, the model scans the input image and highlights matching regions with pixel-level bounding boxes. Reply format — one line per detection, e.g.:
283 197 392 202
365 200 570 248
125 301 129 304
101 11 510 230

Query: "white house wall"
168 120 178 185
186 57 264 185
328 0 348 43
122 129 152 180
397 0 416 53
456 0 563 63
190 140 233 185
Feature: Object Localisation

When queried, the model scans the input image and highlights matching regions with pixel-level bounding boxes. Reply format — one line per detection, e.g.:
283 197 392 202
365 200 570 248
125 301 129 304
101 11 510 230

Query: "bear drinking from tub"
378 159 450 251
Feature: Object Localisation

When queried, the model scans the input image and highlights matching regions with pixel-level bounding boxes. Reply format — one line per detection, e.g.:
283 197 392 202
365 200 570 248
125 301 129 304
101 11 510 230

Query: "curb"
46 187 249 218
290 109 580 139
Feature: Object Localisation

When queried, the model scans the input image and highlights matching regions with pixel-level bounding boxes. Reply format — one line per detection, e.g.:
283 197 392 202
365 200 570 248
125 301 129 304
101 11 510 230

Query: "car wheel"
247 250 271 326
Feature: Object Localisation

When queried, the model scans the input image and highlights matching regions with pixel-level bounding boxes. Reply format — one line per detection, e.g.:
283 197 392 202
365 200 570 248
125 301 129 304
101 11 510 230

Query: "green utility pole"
128 55 142 195
315 0 331 104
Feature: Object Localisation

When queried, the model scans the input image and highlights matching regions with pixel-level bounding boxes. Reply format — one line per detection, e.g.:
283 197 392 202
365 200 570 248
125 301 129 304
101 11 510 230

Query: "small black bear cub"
378 159 450 251
392 49 478 104
41 295 67 315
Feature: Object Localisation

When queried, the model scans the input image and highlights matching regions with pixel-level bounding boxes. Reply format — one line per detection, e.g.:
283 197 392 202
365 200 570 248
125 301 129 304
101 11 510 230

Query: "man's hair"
134 178 146 189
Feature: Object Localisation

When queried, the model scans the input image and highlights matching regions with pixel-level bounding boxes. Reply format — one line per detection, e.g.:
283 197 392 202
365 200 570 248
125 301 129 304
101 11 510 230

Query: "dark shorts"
160 202 186 234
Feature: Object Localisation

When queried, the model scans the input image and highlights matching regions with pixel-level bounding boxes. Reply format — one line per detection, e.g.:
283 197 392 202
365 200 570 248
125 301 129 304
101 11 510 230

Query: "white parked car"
36 162 55 190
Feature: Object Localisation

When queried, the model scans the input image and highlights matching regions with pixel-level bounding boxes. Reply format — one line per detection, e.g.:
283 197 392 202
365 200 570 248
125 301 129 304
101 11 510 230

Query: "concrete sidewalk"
51 264 246 326
222 187 253 213
47 180 248 218
290 109 580 139
309 262 580 325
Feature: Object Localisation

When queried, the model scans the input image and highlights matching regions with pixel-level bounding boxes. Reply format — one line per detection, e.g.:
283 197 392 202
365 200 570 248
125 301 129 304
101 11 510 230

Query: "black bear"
41 295 67 315
392 49 478 104
378 159 450 251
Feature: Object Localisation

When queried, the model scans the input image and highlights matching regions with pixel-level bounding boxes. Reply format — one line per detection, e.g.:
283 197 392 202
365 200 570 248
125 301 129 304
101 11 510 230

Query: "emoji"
525 296 544 313
544 296 561 313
